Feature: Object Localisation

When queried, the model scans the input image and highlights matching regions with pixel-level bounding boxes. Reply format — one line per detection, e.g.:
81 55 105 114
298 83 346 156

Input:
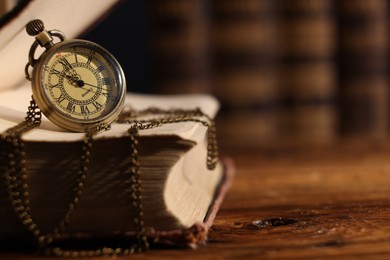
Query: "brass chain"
1 100 218 257
117 107 219 170
1 97 43 247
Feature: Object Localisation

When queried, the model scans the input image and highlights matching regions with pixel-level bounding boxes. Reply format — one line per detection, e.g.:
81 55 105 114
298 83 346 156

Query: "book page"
0 84 219 142
0 0 119 91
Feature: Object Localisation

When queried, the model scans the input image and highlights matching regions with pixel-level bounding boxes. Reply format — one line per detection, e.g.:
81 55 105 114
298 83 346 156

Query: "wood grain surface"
3 143 390 259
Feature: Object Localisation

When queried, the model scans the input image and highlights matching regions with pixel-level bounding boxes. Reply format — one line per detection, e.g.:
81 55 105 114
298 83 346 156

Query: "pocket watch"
25 19 126 132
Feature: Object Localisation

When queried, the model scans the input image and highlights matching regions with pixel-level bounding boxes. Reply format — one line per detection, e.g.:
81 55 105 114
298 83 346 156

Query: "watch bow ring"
25 19 126 132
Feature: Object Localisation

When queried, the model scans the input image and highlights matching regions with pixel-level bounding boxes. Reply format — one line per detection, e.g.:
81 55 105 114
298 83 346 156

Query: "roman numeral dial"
38 40 125 132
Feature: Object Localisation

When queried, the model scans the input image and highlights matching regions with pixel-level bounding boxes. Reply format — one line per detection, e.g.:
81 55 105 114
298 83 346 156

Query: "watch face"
32 40 126 132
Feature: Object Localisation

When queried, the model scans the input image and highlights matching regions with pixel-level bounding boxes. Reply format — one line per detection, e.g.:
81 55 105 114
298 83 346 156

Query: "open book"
0 0 232 251
0 85 229 248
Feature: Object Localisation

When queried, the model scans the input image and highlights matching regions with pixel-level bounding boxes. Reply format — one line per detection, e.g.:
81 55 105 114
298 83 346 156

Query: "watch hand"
63 73 79 84
59 58 78 76
81 87 97 97
79 81 99 88
63 74 86 89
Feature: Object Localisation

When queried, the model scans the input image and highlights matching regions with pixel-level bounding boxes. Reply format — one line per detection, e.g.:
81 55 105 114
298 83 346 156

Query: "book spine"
277 0 337 146
337 0 388 139
148 0 211 94
211 0 280 150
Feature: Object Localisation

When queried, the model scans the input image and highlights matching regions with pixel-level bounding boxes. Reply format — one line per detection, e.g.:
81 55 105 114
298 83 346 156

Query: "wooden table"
3 144 390 259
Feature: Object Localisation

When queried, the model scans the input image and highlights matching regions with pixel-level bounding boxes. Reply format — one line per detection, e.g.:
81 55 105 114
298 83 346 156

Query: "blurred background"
3 0 389 152
86 0 390 152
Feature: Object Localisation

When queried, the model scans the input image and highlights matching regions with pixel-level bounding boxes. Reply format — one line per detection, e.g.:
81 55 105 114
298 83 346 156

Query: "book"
211 0 280 150
148 0 211 94
0 0 231 252
337 0 388 139
0 0 17 18
0 86 229 249
276 0 337 145
0 0 120 91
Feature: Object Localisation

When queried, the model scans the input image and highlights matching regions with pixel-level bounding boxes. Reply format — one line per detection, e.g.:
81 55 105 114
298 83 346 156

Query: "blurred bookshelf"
85 0 390 152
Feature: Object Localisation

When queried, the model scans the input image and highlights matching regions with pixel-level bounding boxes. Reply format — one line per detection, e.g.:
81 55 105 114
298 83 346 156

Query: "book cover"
337 0 388 139
148 0 211 94
211 0 280 150
277 0 337 146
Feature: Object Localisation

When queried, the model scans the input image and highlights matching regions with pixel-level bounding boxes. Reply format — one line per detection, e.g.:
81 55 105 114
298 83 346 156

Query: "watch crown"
26 19 45 36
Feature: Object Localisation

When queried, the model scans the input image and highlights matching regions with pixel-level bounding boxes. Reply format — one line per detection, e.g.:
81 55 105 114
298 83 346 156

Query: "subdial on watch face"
43 46 117 121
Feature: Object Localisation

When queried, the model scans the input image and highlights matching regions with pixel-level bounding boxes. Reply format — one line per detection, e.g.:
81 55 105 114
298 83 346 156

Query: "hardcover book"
277 0 337 145
211 0 280 150
337 0 388 138
149 0 212 94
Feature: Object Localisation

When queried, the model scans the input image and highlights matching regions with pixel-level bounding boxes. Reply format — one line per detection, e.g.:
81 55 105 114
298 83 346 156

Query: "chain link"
117 107 219 170
1 102 219 256
1 97 43 248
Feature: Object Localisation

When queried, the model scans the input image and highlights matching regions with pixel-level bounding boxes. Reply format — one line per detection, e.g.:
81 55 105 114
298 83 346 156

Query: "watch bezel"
31 39 126 132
